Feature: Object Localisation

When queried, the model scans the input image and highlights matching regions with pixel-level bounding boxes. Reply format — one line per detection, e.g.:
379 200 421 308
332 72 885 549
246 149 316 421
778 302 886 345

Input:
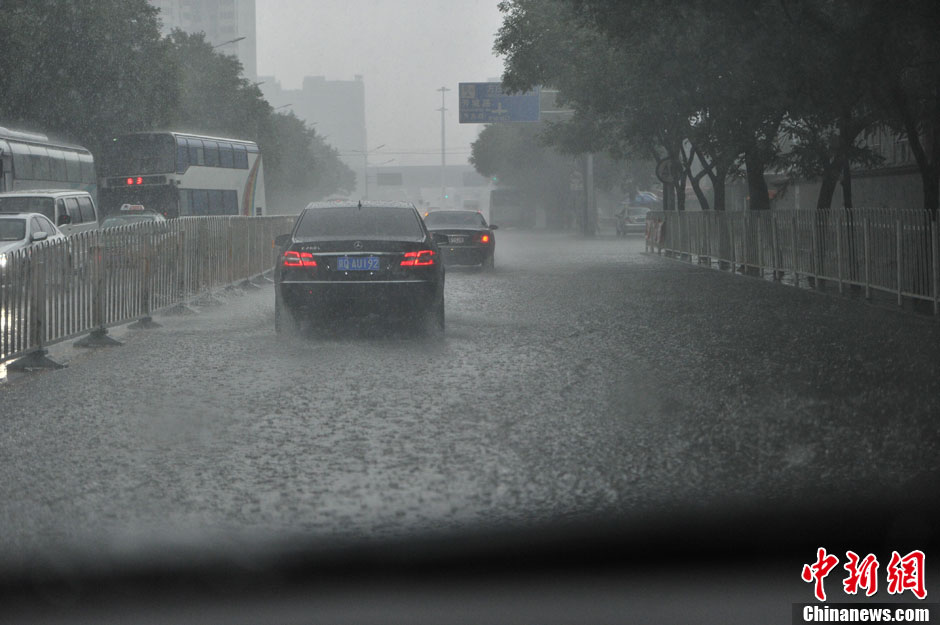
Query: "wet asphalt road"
0 230 938 558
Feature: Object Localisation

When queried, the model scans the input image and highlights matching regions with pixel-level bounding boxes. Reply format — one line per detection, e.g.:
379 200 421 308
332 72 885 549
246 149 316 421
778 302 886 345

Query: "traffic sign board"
458 83 540 123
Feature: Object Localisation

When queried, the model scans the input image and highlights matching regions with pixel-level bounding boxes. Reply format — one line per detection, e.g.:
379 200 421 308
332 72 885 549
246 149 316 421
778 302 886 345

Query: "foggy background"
256 0 505 167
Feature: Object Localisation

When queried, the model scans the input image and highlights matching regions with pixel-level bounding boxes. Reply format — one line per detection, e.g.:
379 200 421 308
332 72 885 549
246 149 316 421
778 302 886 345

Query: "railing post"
76 231 121 348
896 218 903 307
129 224 160 329
836 210 844 294
6 245 66 371
771 212 779 280
933 217 939 315
791 214 798 287
864 217 871 300
810 212 819 288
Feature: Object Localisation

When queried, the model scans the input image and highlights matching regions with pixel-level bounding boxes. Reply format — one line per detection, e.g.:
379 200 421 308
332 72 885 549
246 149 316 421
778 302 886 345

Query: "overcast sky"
256 0 507 167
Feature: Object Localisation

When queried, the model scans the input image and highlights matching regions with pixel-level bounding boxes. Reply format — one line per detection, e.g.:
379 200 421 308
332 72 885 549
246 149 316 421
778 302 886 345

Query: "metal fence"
647 209 940 314
0 216 295 366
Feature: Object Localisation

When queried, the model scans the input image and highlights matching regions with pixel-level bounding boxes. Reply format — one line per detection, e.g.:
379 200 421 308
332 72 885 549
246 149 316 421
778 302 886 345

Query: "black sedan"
274 201 445 335
423 210 497 270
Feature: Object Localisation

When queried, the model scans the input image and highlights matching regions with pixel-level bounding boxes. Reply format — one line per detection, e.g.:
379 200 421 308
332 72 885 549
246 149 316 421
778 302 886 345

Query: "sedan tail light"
476 233 491 244
282 250 317 268
400 249 436 267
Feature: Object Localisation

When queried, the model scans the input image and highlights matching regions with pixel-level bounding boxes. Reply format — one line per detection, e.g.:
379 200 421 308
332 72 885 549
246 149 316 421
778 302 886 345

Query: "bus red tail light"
400 249 436 267
282 250 317 268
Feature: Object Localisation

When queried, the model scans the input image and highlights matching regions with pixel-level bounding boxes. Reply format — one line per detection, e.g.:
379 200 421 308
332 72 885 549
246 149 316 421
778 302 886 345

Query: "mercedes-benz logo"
353 241 363 250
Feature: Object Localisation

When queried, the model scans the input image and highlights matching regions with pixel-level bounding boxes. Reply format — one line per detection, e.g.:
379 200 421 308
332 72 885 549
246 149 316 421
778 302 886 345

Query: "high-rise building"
259 75 368 196
149 0 257 80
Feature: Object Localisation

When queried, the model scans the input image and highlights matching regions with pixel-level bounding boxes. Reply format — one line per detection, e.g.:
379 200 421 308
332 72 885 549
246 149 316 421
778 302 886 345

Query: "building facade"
149 0 257 80
259 76 368 197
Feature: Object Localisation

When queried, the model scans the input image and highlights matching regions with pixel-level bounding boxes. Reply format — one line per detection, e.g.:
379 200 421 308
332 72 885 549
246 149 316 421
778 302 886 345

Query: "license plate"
449 236 466 244
336 255 380 271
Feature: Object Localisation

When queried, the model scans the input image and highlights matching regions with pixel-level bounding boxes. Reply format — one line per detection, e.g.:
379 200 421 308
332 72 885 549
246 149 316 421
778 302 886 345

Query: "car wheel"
274 291 296 335
424 292 445 336
482 254 495 271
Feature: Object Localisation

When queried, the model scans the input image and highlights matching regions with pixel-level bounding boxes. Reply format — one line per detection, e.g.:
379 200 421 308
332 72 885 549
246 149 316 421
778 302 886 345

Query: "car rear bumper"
439 245 490 266
279 280 439 318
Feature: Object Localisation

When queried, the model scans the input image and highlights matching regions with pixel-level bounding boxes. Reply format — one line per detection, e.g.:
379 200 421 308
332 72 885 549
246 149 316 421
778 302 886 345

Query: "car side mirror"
58 213 71 226
274 234 290 248
31 231 49 242
489 224 499 230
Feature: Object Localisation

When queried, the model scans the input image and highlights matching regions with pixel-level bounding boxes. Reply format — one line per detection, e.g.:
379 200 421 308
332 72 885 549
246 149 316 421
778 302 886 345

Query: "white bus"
0 126 97 198
98 131 265 218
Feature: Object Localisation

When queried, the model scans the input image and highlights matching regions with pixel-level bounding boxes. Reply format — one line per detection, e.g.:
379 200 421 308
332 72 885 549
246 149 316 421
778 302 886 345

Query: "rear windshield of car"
295 206 425 241
424 211 486 227
0 218 27 241
0 197 55 222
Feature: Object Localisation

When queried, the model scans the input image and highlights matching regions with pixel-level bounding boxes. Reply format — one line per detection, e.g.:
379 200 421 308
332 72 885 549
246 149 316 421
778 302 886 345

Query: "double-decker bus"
0 126 97 198
98 131 265 218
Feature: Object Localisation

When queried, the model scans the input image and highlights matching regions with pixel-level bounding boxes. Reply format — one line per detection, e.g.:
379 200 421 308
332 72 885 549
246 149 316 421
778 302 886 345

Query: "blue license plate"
336 255 380 271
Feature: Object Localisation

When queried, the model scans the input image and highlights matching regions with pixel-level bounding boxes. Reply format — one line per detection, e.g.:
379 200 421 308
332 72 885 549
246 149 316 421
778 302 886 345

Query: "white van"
0 189 100 236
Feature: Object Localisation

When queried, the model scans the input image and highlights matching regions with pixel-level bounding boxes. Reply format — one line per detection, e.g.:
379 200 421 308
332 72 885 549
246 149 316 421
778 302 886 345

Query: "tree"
0 0 178 155
470 122 577 228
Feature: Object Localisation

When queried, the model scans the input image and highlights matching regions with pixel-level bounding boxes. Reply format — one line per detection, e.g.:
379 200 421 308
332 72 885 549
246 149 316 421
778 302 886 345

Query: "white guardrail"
646 208 940 314
0 216 295 368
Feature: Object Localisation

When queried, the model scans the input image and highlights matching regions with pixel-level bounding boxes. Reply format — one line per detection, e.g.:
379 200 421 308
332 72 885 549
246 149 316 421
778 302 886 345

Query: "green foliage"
0 5 354 212
0 0 178 155
496 0 940 211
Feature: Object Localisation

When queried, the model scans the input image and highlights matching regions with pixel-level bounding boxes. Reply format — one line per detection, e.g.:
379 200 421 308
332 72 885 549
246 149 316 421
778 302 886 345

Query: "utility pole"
437 86 450 207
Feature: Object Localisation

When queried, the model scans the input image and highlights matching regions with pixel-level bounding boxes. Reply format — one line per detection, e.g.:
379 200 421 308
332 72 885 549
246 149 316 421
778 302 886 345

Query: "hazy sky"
256 0 507 167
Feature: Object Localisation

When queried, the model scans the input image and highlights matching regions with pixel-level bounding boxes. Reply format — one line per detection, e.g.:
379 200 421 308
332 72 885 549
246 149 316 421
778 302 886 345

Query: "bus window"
204 141 220 167
233 144 248 169
11 142 32 179
223 190 237 214
188 138 204 166
79 153 95 183
191 190 208 216
48 149 67 181
29 145 50 180
176 137 190 173
219 142 234 168
208 190 223 215
65 151 82 182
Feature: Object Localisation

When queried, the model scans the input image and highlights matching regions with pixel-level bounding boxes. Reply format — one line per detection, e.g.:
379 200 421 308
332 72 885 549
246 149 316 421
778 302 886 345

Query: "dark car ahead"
274 201 445 335
423 209 497 269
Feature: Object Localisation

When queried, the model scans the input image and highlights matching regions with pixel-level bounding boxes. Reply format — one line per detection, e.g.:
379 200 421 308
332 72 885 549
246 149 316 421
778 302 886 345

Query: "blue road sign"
458 83 540 123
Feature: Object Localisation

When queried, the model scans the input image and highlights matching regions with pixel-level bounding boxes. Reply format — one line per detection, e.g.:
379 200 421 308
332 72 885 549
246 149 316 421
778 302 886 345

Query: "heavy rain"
0 1 939 623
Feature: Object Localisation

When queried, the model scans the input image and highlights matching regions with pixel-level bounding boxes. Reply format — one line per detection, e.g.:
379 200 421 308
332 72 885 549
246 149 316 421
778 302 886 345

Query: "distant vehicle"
0 189 100 236
615 205 650 236
274 200 445 335
98 131 266 218
100 204 166 228
633 191 661 207
0 126 98 200
0 212 66 269
423 209 497 270
489 188 534 228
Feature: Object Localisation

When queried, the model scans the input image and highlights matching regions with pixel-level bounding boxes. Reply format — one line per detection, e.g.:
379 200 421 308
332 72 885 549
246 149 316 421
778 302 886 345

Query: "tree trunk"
745 149 770 210
713 175 726 212
816 170 839 210
840 158 853 209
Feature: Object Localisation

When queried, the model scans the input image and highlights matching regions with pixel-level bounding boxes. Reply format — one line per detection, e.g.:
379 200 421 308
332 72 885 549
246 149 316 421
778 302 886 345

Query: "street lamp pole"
437 86 450 207
361 144 385 200
211 36 246 49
